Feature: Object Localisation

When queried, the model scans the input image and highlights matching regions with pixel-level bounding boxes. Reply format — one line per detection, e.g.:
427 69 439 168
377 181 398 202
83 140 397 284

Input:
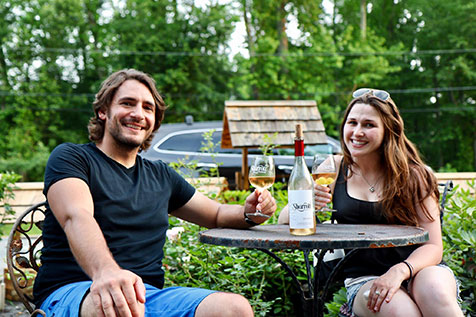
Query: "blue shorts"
40 281 216 317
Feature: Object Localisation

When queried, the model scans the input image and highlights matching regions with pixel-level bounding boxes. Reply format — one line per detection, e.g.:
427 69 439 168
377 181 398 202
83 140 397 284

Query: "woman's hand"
367 263 409 312
314 183 332 210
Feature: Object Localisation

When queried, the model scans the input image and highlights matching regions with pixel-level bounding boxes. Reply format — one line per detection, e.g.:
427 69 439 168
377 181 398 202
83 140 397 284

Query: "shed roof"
221 100 327 148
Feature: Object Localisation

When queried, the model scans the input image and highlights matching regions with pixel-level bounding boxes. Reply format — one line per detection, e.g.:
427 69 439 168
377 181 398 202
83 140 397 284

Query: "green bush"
163 185 304 316
0 171 22 236
0 142 50 181
442 180 476 315
163 220 300 316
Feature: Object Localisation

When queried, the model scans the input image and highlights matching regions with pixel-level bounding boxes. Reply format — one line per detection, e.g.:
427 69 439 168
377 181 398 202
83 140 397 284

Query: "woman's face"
343 103 385 159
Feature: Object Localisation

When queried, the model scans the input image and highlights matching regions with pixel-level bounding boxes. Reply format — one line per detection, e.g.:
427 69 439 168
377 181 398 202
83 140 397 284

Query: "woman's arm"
367 188 442 312
408 193 443 259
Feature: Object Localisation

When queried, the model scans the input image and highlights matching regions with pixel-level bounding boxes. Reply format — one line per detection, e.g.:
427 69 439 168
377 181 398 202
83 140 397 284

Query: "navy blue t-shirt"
33 143 195 307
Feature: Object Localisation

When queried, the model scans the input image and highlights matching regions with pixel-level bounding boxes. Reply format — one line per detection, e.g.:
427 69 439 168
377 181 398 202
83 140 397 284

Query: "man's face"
99 79 156 150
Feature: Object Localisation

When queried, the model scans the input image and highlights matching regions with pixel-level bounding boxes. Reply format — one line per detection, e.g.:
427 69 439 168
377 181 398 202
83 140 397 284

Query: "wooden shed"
221 100 327 189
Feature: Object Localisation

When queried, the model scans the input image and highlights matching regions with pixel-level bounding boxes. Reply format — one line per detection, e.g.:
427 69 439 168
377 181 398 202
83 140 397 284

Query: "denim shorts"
40 281 216 317
344 264 461 315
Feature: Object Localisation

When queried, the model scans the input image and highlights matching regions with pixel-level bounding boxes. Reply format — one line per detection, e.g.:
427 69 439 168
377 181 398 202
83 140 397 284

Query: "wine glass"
312 154 337 213
246 155 275 218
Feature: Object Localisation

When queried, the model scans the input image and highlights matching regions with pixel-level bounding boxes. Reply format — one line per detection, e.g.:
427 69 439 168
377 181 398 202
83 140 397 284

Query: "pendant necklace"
360 173 382 193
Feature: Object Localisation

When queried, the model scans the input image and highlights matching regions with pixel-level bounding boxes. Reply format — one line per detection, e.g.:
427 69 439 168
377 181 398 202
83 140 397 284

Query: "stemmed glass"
246 155 275 218
312 154 337 213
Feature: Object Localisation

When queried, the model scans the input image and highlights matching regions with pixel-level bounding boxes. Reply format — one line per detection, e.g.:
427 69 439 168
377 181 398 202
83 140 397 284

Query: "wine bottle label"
288 189 314 229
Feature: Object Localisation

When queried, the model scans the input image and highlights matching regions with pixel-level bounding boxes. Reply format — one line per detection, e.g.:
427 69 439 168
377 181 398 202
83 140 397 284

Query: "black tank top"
332 162 418 278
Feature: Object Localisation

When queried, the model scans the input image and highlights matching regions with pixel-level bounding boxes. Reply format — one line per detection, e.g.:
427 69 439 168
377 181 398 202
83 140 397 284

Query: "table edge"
199 224 429 250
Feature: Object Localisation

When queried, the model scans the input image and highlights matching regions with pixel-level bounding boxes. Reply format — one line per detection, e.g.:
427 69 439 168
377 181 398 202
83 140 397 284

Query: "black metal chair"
6 201 47 316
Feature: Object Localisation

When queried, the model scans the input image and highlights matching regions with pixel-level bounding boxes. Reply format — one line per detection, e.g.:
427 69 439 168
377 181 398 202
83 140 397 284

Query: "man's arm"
171 189 276 228
47 178 145 317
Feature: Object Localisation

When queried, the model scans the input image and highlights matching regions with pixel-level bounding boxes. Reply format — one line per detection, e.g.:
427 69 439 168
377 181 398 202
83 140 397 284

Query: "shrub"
0 171 22 236
163 185 302 316
442 180 476 315
0 143 50 181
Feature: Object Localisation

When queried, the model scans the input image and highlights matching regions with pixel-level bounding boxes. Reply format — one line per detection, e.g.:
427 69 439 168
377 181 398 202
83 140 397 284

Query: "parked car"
141 121 342 187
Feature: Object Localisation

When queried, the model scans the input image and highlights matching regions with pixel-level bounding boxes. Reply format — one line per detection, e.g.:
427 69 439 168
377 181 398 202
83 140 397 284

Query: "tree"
108 0 237 122
0 0 474 180
0 0 238 180
365 0 476 171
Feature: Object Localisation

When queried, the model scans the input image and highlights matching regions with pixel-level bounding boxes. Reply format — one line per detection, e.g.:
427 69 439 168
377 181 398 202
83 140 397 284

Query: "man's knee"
80 293 146 317
196 292 253 317
80 293 97 317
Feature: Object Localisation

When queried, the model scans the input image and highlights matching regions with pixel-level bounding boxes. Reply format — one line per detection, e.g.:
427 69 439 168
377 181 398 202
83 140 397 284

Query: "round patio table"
199 223 428 317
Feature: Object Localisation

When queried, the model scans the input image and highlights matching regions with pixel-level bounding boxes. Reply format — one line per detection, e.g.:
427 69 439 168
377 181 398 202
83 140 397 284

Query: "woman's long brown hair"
340 94 439 226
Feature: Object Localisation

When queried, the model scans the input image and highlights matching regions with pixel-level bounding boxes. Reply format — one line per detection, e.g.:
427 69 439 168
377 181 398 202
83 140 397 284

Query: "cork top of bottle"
295 124 303 139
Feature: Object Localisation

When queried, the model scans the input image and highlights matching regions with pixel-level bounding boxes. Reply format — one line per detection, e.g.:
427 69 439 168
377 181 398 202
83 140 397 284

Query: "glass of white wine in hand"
246 155 275 218
312 154 337 213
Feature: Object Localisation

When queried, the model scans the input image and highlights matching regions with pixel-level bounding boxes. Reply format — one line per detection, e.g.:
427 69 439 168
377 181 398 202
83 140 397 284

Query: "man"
33 69 276 317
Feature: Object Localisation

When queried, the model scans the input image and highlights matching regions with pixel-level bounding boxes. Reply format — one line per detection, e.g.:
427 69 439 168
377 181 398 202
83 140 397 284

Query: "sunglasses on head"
352 88 390 101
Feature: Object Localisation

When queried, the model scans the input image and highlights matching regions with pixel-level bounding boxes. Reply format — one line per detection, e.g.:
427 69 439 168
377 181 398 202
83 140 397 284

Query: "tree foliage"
0 0 475 180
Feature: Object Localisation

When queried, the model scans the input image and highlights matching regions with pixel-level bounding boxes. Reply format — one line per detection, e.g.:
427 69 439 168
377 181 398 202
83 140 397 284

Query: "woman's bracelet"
402 260 414 280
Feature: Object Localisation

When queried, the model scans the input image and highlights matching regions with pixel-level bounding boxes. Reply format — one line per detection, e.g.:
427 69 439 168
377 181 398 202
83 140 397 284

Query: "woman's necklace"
360 173 382 193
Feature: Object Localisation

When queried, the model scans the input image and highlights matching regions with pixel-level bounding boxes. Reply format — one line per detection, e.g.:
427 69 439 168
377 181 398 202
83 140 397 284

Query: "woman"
279 89 462 316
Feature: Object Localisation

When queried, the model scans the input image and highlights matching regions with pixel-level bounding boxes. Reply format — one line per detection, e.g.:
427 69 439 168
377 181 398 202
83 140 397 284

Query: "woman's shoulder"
408 163 439 198
409 163 437 182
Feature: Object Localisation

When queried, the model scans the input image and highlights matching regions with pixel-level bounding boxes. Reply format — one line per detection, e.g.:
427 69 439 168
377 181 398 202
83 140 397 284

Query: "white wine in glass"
246 155 275 218
312 154 337 212
249 175 275 190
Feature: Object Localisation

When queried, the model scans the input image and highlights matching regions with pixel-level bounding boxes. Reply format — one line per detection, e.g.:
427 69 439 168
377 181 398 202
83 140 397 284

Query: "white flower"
166 226 185 241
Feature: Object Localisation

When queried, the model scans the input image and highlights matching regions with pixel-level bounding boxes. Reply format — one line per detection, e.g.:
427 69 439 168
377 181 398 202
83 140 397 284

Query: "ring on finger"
375 290 381 295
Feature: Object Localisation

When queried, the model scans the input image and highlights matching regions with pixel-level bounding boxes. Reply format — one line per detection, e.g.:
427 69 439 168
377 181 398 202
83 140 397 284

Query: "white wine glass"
246 155 275 218
312 154 337 213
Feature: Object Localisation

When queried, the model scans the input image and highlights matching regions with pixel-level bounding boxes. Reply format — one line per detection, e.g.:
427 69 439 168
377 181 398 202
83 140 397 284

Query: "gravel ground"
2 300 30 316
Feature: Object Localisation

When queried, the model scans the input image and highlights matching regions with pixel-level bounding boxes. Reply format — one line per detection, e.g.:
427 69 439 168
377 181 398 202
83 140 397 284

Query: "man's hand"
244 189 277 223
89 267 146 317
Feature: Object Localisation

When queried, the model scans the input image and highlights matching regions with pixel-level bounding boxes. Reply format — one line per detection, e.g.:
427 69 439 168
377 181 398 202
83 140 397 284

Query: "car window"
158 129 339 156
305 144 334 155
277 144 334 156
159 130 242 154
158 133 203 152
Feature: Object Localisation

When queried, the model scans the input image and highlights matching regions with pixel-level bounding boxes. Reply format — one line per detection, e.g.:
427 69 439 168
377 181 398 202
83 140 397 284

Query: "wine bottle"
288 124 316 235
